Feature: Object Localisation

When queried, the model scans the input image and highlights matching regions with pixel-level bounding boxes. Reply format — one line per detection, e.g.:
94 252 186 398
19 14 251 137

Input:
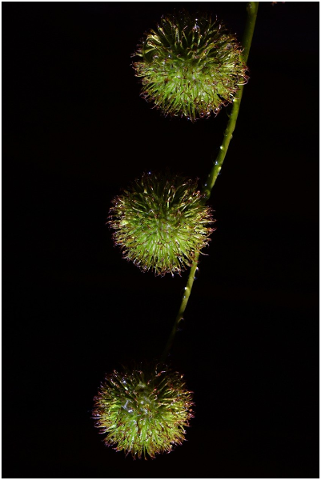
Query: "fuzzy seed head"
108 172 215 276
132 10 248 121
93 364 194 459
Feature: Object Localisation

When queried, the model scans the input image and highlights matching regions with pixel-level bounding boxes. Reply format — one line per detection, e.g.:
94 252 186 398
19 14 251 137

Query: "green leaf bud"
108 172 215 276
132 10 248 121
93 364 194 459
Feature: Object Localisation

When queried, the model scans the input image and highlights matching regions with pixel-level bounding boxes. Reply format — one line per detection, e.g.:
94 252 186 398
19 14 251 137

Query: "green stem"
162 251 200 361
161 2 259 362
203 1 259 200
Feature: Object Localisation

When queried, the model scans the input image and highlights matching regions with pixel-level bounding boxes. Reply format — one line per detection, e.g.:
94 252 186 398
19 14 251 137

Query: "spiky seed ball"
108 172 214 276
132 10 248 121
133 11 248 121
93 364 194 459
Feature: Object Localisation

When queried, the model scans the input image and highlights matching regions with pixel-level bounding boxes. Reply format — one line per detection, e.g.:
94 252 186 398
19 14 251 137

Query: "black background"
3 2 319 478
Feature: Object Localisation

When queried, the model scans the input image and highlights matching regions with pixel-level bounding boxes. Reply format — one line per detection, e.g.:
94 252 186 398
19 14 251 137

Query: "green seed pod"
93 364 194 459
132 10 248 121
108 172 215 276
